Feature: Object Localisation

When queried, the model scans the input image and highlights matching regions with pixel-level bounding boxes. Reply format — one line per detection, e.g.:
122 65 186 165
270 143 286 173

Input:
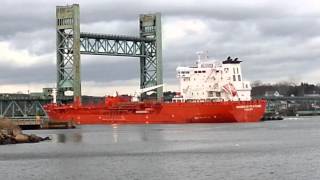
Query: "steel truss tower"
56 4 81 102
56 4 163 102
139 13 163 100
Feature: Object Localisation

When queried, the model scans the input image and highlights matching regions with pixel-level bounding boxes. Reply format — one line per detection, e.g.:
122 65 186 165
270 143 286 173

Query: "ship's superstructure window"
194 70 207 74
238 75 241 81
233 75 236 81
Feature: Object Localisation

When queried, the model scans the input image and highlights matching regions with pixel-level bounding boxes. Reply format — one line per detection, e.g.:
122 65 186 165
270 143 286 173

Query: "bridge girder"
79 33 154 57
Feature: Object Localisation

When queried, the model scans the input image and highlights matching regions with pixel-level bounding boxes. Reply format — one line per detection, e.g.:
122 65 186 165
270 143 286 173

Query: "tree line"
251 81 320 97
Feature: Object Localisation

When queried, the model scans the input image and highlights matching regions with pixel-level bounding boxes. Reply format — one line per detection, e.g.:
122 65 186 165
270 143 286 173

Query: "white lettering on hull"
236 105 262 110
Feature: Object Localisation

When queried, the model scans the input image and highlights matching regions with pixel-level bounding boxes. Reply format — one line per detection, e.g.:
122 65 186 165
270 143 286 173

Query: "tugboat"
44 53 266 124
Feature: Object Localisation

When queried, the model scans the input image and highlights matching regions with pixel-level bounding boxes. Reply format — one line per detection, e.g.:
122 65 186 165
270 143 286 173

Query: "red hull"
44 99 266 125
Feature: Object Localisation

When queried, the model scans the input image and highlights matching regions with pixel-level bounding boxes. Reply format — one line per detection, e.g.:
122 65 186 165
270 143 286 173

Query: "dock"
8 117 75 130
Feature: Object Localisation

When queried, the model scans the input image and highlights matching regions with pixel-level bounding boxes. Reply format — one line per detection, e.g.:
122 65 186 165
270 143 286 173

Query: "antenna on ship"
205 50 209 59
196 51 203 67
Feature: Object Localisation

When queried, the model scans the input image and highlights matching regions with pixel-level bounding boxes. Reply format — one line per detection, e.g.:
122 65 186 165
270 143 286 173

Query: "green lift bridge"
56 4 163 102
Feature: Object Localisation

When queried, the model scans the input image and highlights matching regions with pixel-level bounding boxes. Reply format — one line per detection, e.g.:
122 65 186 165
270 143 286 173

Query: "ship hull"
44 100 266 125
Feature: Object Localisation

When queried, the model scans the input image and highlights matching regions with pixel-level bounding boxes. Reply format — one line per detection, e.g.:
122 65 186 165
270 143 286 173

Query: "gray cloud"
0 0 320 93
0 0 306 37
7 29 56 55
0 57 140 84
0 63 55 84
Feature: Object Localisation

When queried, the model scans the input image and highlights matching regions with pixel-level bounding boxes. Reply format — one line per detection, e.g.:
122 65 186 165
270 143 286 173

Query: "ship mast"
196 51 203 67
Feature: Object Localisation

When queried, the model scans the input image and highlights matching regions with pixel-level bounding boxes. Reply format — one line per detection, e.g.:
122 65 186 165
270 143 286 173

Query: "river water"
1 117 320 180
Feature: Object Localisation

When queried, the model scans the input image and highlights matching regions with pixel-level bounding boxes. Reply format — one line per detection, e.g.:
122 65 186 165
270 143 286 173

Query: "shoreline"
0 118 50 145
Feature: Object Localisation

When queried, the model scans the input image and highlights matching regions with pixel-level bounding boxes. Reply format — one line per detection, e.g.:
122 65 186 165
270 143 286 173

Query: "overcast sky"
0 0 319 95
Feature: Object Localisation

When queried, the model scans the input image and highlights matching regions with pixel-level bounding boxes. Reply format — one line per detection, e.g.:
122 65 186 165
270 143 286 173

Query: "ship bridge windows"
194 71 206 74
178 71 190 77
178 71 190 74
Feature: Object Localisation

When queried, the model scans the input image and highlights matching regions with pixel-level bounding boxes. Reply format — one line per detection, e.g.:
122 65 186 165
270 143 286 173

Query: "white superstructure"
174 54 251 102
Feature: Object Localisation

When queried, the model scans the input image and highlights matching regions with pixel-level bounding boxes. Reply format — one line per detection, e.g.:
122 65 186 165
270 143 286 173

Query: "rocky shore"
0 118 50 145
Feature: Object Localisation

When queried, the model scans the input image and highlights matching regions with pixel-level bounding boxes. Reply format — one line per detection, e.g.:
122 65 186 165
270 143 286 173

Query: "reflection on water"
56 134 66 143
52 124 157 144
1 117 320 180
141 125 149 142
56 133 83 143
110 124 151 143
112 124 118 143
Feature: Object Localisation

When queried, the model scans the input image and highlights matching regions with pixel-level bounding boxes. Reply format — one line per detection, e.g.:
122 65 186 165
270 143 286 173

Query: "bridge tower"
56 4 81 102
139 13 163 100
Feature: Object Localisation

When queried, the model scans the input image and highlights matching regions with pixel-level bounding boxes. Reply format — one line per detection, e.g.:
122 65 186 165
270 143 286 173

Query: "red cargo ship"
44 55 266 124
